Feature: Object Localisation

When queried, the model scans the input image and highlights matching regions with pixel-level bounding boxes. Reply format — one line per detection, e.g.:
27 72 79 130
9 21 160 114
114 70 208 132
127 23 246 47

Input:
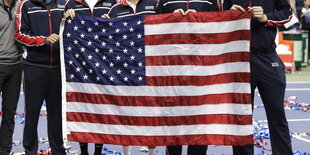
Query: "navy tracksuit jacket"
108 0 157 18
65 0 117 17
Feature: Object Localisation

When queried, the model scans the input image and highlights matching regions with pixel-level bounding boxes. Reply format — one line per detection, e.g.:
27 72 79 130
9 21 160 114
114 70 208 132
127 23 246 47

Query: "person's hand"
230 4 245 12
173 8 186 15
248 6 268 23
64 9 75 18
101 14 110 18
185 9 197 15
45 34 60 45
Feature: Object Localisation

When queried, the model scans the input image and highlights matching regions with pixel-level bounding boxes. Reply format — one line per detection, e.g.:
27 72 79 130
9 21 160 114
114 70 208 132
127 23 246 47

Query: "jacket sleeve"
15 0 46 46
265 0 292 27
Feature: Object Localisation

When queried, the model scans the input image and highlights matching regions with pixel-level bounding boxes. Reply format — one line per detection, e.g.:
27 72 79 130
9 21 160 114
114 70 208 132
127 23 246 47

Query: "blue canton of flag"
63 16 146 86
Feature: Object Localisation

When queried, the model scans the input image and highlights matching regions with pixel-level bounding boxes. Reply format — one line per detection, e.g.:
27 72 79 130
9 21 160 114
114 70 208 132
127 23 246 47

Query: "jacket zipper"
42 2 54 65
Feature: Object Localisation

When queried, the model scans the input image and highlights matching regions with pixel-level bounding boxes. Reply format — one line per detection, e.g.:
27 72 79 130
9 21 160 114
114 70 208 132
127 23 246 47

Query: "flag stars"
129 27 134 32
138 76 143 81
87 54 93 60
80 47 85 52
109 76 114 81
115 42 120 47
66 32 71 37
95 62 100 67
130 69 135 74
130 55 135 60
122 34 128 40
137 48 143 53
96 76 100 81
137 20 142 25
89 69 93 73
137 62 143 67
108 22 113 26
109 62 114 67
67 19 72 24
116 55 121 60
102 55 107 60
130 41 135 46
80 34 85 38
83 74 88 80
101 28 106 33
87 41 92 46
82 61 86 66
102 69 107 74
123 48 128 53
94 35 99 40
123 77 128 82
116 69 122 74
102 41 106 46
67 46 72 51
109 49 114 53
68 60 73 65
87 27 92 32
76 67 81 72
75 53 79 58
95 48 99 53
80 20 85 25
123 62 128 68
73 40 78 44
137 34 142 39
94 21 99 26
115 28 120 33
108 35 113 40
70 74 74 79
123 21 128 26
74 26 78 31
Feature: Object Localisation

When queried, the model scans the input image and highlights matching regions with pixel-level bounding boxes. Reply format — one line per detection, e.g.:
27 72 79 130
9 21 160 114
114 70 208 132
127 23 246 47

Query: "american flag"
60 10 253 146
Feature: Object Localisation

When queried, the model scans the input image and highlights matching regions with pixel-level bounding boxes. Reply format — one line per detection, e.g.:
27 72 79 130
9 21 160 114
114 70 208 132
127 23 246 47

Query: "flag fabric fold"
60 10 252 146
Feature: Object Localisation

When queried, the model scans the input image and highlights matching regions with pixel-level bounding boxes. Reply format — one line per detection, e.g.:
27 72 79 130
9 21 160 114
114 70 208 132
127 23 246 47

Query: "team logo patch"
145 6 154 10
271 62 279 67
102 2 112 7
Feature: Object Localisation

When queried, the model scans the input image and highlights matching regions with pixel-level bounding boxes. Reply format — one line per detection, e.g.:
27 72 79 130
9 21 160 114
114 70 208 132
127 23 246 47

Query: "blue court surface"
1 82 310 155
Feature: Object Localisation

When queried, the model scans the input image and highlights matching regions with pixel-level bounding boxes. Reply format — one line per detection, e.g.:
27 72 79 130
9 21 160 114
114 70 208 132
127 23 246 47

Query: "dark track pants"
0 63 22 155
22 64 66 155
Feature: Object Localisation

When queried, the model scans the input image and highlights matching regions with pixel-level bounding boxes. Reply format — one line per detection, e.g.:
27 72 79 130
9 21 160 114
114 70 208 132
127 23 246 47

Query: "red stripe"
145 30 250 45
144 10 250 25
67 113 252 126
15 0 46 46
146 52 249 66
67 132 253 145
146 73 250 86
66 93 251 106
266 15 292 27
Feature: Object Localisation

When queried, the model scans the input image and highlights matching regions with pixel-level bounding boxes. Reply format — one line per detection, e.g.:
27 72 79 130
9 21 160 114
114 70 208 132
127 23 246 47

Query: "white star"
94 35 99 39
73 40 78 44
137 20 142 25
75 53 79 58
70 74 74 79
88 54 93 60
96 76 100 81
109 76 114 81
76 67 81 72
116 55 121 60
108 35 113 40
66 32 71 37
87 27 92 32
108 22 113 26
109 62 114 67
68 60 73 65
123 48 128 53
67 46 72 51
115 28 120 33
101 28 106 33
83 74 88 80
123 21 128 26
122 34 128 40
101 41 106 46
102 55 107 60
137 34 142 39
80 20 85 25
130 69 135 74
89 69 93 73
137 48 143 53
102 69 107 74
80 33 85 38
123 62 128 68
87 41 92 46
95 62 100 67
130 55 135 60
116 69 122 74
95 48 99 53
115 42 120 47
94 21 99 26
109 49 113 53
138 76 143 81
129 27 134 32
130 41 135 46
82 61 86 66
67 19 72 24
137 62 143 67
123 77 128 81
74 26 78 31
80 47 85 52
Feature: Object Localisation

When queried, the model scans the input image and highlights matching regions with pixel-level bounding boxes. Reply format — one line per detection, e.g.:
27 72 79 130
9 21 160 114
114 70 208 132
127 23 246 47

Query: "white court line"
285 88 310 91
256 119 310 123
292 135 310 143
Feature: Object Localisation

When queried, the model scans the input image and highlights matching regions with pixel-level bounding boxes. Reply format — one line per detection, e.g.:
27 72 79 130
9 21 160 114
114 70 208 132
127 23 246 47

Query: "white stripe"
66 82 251 96
257 119 310 123
67 103 252 116
67 122 253 136
94 7 111 10
28 8 63 14
283 62 292 67
291 135 310 143
116 13 135 18
136 11 156 15
267 15 292 24
145 19 250 35
285 88 310 91
146 62 250 76
145 41 250 56
163 0 212 6
73 8 91 11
